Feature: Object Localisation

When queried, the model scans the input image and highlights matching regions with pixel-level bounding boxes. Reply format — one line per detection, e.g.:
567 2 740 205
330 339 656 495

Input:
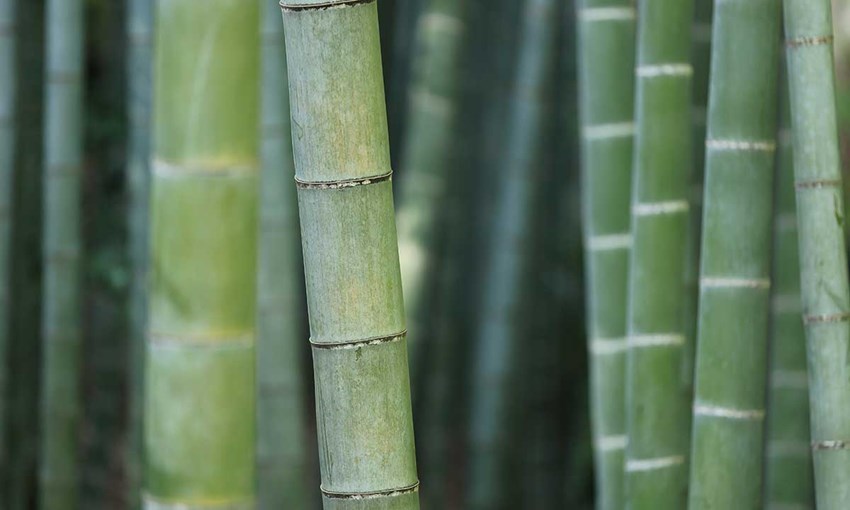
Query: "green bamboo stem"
625 0 694 506
466 0 558 507
687 0 781 506
39 0 84 506
764 67 815 509
257 0 306 507
0 0 16 497
783 2 850 508
576 0 636 507
125 0 152 507
280 1 419 508
145 0 260 507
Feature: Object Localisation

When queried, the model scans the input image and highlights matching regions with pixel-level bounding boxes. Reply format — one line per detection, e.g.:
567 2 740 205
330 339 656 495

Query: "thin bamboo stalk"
783 2 850 508
280 1 419 507
257 0 306 507
625 0 694 505
687 0 781 506
145 0 260 507
39 0 84 505
125 0 152 507
764 66 815 509
576 0 636 505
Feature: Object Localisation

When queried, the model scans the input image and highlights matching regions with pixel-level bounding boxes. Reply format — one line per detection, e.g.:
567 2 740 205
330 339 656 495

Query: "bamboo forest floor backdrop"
3 0 850 509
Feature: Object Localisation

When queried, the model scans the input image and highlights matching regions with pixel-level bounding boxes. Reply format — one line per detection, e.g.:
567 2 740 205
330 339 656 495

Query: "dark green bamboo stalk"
625 0 694 506
281 1 419 507
39 0 83 506
125 0 152 507
687 0 781 507
783 2 850 508
576 0 636 507
764 68 815 509
145 0 260 507
257 0 306 507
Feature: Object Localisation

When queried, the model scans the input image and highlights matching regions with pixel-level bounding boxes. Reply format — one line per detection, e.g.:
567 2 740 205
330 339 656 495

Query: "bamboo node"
794 179 842 190
589 337 628 355
582 122 635 141
812 440 850 450
595 435 628 452
636 63 693 78
633 200 689 216
310 330 407 350
803 311 850 324
577 7 636 22
587 233 632 251
628 334 685 349
625 455 685 472
321 481 420 500
295 170 392 190
419 13 465 34
280 0 376 12
700 277 771 290
786 35 834 48
693 403 765 420
142 492 255 509
706 139 776 152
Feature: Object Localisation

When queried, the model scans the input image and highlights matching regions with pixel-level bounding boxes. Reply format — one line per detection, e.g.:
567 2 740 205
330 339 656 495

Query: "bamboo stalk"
145 0 260 507
764 66 815 509
39 0 84 505
783 1 850 508
687 0 781 506
625 0 694 506
280 1 419 507
256 0 306 507
576 0 636 506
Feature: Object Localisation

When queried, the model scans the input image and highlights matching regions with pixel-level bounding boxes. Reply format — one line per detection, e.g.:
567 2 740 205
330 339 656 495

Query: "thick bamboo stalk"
257 0 306 507
466 0 558 507
280 1 419 508
687 0 781 506
625 0 694 506
39 0 84 506
764 68 815 509
145 0 260 507
783 2 850 508
125 0 152 507
576 0 636 507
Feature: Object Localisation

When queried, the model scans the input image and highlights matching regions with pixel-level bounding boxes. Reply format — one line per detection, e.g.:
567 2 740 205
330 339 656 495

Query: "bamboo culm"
576 0 636 507
764 67 815 509
257 0 306 507
281 1 420 508
687 0 781 507
145 0 260 507
39 0 83 506
625 0 694 506
783 1 850 508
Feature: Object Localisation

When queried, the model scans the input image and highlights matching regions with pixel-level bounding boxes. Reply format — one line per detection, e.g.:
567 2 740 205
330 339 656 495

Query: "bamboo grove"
0 0 849 508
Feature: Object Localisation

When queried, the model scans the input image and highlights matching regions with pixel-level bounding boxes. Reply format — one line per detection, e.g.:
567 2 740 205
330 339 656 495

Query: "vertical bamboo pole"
687 0 781 506
145 0 260 507
576 0 636 506
257 0 306 507
280 1 420 507
39 0 83 506
625 0 694 506
783 1 850 508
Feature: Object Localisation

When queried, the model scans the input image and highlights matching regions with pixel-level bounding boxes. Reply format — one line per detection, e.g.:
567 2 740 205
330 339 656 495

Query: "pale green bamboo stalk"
39 0 84 506
0 0 16 498
783 1 850 508
625 0 694 505
687 0 781 506
576 0 636 506
280 1 419 508
125 0 152 507
257 0 306 507
145 0 260 507
764 67 815 509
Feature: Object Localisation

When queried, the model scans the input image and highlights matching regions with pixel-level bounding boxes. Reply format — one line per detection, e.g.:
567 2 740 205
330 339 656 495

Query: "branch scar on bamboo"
294 170 392 190
632 200 689 216
587 233 632 251
625 455 685 472
582 122 635 140
577 7 636 22
320 481 420 500
705 139 777 152
635 63 693 78
693 404 765 420
700 277 771 289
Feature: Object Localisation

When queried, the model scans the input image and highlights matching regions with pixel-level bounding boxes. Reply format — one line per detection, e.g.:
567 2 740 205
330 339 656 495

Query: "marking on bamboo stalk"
786 35 834 48
771 293 802 313
280 0 376 12
794 179 842 190
812 440 850 450
771 370 808 389
295 170 392 190
142 492 255 509
694 403 765 420
636 63 693 78
152 159 256 178
590 337 628 355
633 200 689 216
321 481 420 500
767 440 811 457
692 22 712 43
700 277 771 289
582 122 635 140
625 455 685 472
775 212 797 232
411 88 454 117
628 334 685 349
148 332 254 350
596 435 628 452
420 13 465 34
706 139 777 152
577 7 636 22
587 233 632 251
310 330 407 350
803 311 850 324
